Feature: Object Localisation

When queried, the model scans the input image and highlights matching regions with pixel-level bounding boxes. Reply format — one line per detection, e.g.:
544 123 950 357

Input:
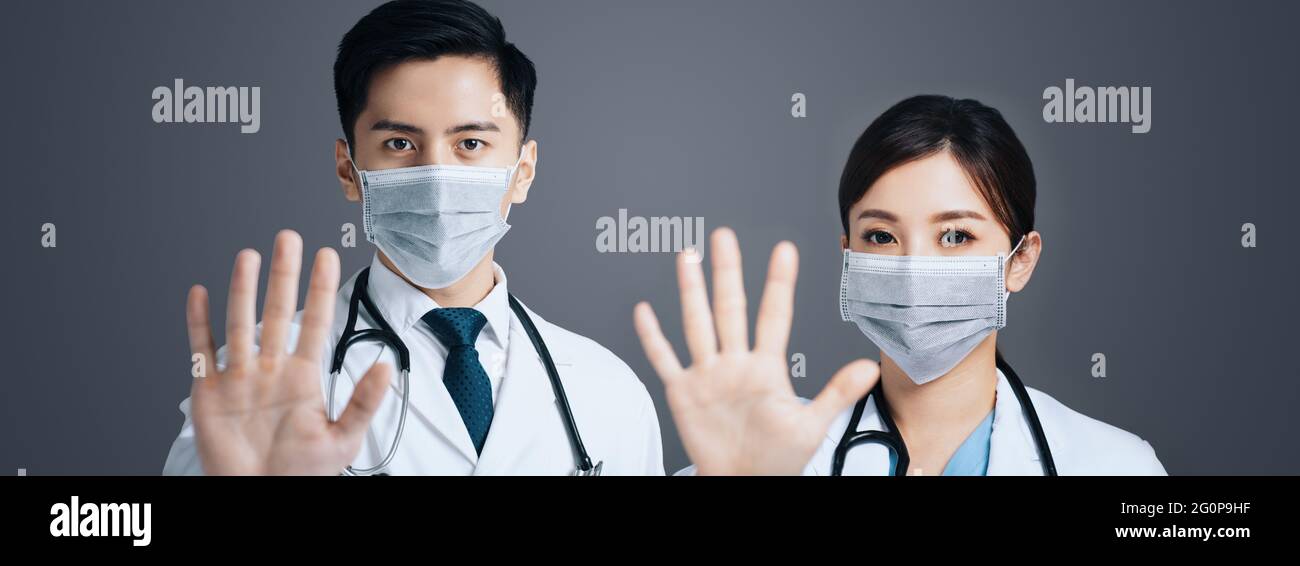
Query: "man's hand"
634 228 879 475
186 229 391 475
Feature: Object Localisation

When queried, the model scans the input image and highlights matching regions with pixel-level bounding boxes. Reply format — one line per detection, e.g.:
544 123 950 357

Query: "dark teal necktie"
422 307 493 455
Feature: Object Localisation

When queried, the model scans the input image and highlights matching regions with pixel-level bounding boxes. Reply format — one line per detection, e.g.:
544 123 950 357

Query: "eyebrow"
930 210 988 222
370 119 423 135
855 209 989 223
369 119 502 138
444 121 500 135
857 209 898 222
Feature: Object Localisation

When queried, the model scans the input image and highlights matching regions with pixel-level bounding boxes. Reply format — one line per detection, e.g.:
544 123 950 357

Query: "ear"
840 233 849 250
507 140 538 205
335 138 361 202
1006 231 1042 293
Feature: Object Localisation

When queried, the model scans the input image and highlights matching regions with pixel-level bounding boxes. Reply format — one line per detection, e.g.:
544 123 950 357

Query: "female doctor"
634 95 1167 476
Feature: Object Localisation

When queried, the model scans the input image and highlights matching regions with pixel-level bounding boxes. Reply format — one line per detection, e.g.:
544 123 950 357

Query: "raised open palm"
185 230 391 475
634 228 879 475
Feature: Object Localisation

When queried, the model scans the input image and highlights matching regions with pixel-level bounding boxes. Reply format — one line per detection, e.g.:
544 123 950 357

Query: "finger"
259 230 303 359
677 243 717 364
225 249 261 370
186 285 218 378
754 241 799 353
807 359 880 430
633 302 684 383
710 227 748 352
333 362 392 444
294 247 341 362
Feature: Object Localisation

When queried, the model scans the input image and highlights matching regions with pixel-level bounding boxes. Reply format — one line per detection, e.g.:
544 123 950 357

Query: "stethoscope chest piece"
573 461 604 476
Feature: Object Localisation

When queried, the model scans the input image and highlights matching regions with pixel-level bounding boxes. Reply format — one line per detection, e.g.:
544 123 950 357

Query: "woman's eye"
384 138 415 151
458 138 485 151
864 230 895 245
940 229 972 247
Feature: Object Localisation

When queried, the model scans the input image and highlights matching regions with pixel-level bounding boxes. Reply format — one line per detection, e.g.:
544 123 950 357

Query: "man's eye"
458 139 485 151
384 138 415 151
940 229 972 247
864 230 895 245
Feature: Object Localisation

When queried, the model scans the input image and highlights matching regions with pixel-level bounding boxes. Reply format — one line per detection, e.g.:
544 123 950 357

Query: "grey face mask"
838 237 1024 385
348 147 523 289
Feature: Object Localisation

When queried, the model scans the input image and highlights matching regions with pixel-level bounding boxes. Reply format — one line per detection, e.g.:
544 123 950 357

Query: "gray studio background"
1 0 1295 475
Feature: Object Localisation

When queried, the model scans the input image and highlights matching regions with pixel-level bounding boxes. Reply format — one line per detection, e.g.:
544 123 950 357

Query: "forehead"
360 55 519 136
853 151 995 219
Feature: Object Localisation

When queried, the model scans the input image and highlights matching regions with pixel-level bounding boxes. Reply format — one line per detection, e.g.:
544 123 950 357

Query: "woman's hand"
634 228 879 475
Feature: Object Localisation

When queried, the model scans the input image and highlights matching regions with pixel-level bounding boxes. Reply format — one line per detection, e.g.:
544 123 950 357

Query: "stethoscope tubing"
326 268 600 476
830 356 1056 476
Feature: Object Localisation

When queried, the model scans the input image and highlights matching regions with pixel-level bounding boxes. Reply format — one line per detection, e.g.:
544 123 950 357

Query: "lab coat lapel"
986 371 1046 476
399 347 481 465
472 307 563 475
341 264 482 467
358 323 479 466
829 393 894 476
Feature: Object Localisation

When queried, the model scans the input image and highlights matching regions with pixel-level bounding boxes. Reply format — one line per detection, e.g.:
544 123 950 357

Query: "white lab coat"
804 369 1168 475
163 267 665 476
673 368 1167 476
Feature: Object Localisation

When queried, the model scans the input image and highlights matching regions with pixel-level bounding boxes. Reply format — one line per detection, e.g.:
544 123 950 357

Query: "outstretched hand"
186 230 391 475
634 228 879 475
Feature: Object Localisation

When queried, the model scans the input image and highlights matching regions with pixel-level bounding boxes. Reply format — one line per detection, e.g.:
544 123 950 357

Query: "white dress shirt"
365 254 511 404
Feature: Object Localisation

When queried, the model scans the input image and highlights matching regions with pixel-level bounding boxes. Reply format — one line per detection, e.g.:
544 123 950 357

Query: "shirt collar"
364 253 511 348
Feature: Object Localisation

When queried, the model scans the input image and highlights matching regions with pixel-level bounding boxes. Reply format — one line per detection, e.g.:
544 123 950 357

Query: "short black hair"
333 0 537 149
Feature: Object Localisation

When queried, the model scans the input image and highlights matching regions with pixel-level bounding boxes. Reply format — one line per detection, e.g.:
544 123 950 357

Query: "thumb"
332 362 393 446
807 359 879 430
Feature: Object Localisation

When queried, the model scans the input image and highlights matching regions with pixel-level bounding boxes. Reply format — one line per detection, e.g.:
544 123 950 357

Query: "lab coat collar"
352 256 555 467
829 393 893 475
364 253 511 350
473 299 568 475
986 368 1064 475
382 298 570 469
825 369 1062 476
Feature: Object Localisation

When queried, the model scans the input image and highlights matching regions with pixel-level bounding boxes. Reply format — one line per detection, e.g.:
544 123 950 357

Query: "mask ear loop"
1009 234 1026 257
344 140 365 186
345 141 373 243
1003 234 1027 300
502 144 528 222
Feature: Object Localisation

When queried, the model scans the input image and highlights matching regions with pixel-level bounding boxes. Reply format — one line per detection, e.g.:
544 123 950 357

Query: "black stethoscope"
830 357 1057 476
326 267 602 476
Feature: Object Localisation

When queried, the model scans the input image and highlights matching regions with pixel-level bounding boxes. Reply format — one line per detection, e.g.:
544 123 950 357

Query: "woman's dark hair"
838 95 1037 369
837 95 1036 247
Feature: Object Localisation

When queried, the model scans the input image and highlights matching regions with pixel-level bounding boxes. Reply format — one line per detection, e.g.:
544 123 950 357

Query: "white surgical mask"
348 145 525 289
839 237 1024 385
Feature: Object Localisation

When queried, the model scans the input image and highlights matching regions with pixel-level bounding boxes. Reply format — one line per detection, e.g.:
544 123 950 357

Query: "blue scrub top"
887 408 994 476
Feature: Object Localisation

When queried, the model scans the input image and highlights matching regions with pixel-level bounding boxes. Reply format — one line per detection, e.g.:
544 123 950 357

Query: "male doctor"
163 0 664 475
